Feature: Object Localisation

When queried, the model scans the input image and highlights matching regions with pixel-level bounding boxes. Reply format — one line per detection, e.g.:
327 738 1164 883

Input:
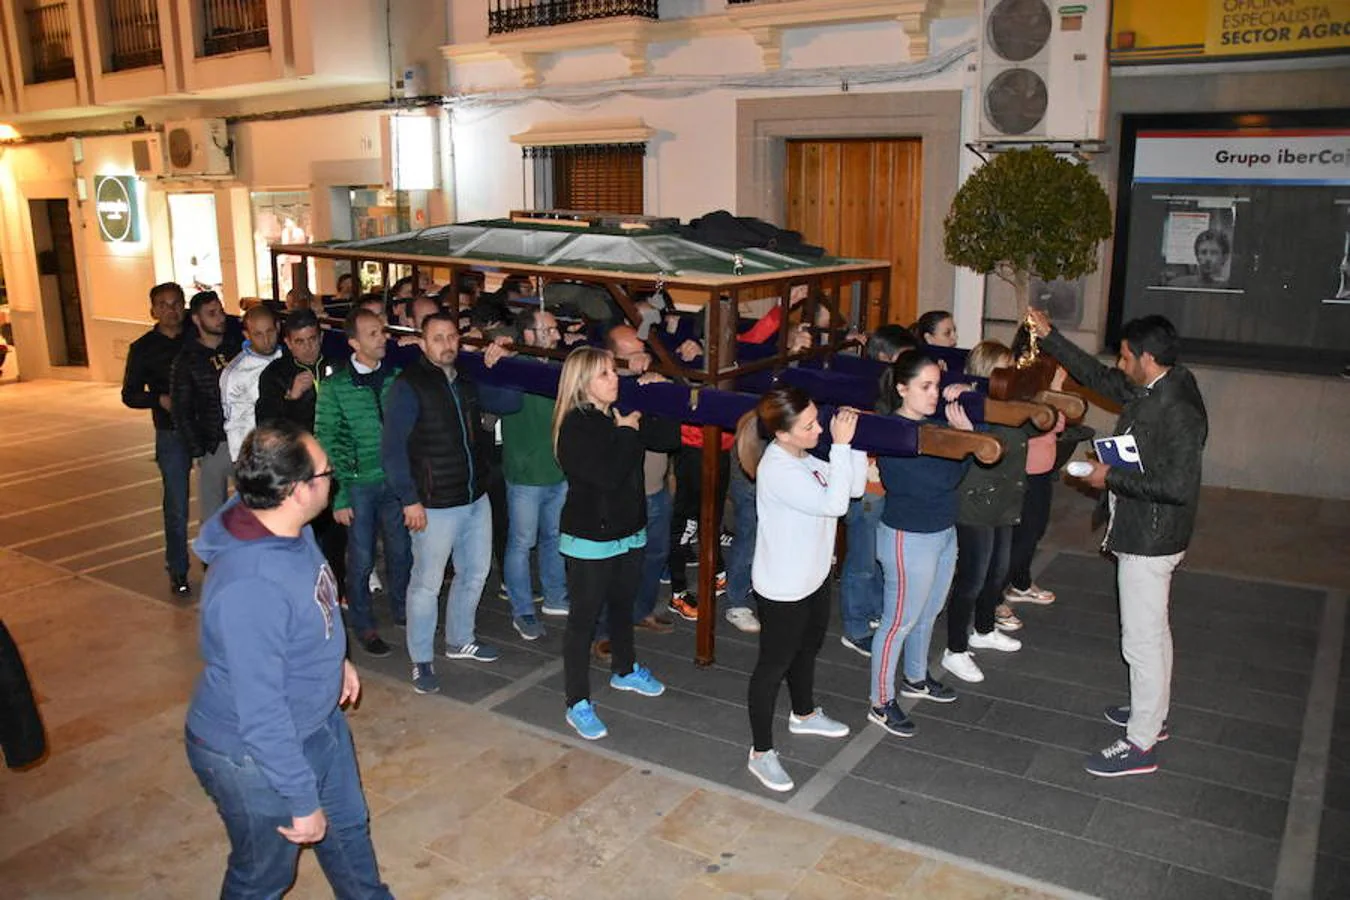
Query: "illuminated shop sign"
94 175 141 243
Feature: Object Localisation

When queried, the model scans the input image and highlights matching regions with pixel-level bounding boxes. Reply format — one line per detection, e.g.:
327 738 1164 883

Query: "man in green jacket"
497 309 570 639
315 307 410 658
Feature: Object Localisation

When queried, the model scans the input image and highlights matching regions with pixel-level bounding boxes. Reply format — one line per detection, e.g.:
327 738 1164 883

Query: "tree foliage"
943 146 1113 296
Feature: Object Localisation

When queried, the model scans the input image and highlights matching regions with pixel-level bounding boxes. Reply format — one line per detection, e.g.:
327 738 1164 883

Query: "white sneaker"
725 606 761 634
369 571 383 593
788 707 850 738
942 649 985 683
746 749 794 792
968 629 1022 652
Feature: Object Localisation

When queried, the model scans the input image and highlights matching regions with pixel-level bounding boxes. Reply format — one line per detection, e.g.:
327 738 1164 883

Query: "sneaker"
1104 705 1170 742
994 604 1023 632
635 613 675 634
369 571 383 594
788 708 850 738
610 664 665 697
360 632 392 657
668 591 698 622
900 675 957 703
659 572 671 586
725 607 761 633
840 634 873 658
867 617 882 632
1085 738 1158 777
566 700 609 740
867 699 916 737
720 532 734 549
591 639 612 662
747 749 794 792
540 599 569 617
1003 583 1055 605
445 642 500 663
411 663 439 694
512 614 545 641
715 571 728 596
968 629 1022 652
941 649 985 683
169 572 191 597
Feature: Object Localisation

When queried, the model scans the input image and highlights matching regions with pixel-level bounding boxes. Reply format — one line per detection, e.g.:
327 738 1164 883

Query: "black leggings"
563 548 642 707
747 582 831 752
1006 472 1054 592
949 524 1012 652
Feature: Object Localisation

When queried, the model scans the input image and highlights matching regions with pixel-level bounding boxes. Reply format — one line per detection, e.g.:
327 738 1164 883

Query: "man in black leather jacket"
1030 310 1208 778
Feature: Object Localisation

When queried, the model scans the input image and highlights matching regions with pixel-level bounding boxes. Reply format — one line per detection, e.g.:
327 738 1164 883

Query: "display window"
252 190 315 300
1110 111 1350 374
167 193 223 297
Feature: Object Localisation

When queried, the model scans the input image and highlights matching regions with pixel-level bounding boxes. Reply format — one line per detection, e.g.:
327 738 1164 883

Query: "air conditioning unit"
977 0 1108 143
131 134 164 177
164 118 232 176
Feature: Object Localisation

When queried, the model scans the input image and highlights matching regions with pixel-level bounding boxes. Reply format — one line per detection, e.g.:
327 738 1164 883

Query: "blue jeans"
724 472 755 612
406 495 492 661
840 495 885 640
870 525 957 706
636 487 674 621
156 428 191 578
185 709 392 900
504 481 568 617
344 482 411 635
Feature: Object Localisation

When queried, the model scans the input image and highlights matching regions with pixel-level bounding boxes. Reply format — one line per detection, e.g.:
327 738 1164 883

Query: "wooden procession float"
270 211 1062 665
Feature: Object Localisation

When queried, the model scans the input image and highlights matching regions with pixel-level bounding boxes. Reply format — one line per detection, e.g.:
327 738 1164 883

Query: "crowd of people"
120 274 1207 895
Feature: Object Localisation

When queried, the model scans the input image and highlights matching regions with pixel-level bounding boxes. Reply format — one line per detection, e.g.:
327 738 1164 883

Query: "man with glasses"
185 422 392 899
122 282 191 596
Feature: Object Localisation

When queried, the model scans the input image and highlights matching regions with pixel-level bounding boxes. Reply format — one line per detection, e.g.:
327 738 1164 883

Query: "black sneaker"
169 572 191 597
900 675 957 704
1085 739 1158 778
1104 705 1169 741
360 633 392 658
867 699 916 737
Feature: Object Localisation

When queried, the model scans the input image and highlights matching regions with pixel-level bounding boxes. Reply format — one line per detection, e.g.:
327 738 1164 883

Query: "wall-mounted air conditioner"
977 0 1108 143
131 134 164 177
164 118 232 176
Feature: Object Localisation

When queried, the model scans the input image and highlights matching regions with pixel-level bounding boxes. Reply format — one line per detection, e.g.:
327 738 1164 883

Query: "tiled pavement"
2 379 1347 899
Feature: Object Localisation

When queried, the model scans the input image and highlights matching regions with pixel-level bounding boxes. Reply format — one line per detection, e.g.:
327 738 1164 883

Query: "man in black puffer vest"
171 291 241 530
382 313 516 694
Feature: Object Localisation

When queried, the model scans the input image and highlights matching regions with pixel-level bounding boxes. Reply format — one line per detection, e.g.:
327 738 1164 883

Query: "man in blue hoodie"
184 422 392 898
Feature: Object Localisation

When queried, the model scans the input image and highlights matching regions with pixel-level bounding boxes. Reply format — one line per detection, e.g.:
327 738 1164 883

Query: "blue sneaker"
867 699 916 737
610 664 665 697
1085 739 1158 778
566 700 608 740
513 615 545 641
900 675 957 704
445 642 500 663
540 599 569 618
411 663 439 695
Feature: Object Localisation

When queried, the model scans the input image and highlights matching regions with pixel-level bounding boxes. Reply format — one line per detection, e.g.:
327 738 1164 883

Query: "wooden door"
786 138 922 329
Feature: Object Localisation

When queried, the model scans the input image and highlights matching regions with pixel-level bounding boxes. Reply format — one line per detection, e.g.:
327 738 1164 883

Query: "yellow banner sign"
1206 0 1350 56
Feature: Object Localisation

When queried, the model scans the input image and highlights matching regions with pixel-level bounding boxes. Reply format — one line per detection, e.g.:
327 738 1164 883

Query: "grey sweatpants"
1117 550 1185 750
197 443 232 525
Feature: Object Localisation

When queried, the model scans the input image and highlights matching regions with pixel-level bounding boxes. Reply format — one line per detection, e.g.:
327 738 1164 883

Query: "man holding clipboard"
1027 310 1208 778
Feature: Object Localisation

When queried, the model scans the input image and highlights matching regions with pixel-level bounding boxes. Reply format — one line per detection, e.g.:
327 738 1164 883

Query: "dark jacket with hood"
1043 330 1208 556
185 499 345 818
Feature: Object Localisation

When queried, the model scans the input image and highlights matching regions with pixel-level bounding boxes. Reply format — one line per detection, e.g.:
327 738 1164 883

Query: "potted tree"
943 146 1113 316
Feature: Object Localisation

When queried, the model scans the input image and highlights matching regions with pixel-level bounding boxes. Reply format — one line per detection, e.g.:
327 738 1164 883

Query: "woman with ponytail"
739 387 866 792
868 350 975 738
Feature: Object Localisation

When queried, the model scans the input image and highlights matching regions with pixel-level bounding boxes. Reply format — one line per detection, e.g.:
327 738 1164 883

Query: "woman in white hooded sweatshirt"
737 386 867 792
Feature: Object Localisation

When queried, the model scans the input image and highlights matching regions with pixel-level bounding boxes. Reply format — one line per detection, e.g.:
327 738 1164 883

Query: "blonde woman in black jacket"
553 347 667 741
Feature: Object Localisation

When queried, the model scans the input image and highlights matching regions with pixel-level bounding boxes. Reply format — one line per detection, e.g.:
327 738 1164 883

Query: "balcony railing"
108 0 163 71
202 0 269 56
487 0 659 36
26 2 75 83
